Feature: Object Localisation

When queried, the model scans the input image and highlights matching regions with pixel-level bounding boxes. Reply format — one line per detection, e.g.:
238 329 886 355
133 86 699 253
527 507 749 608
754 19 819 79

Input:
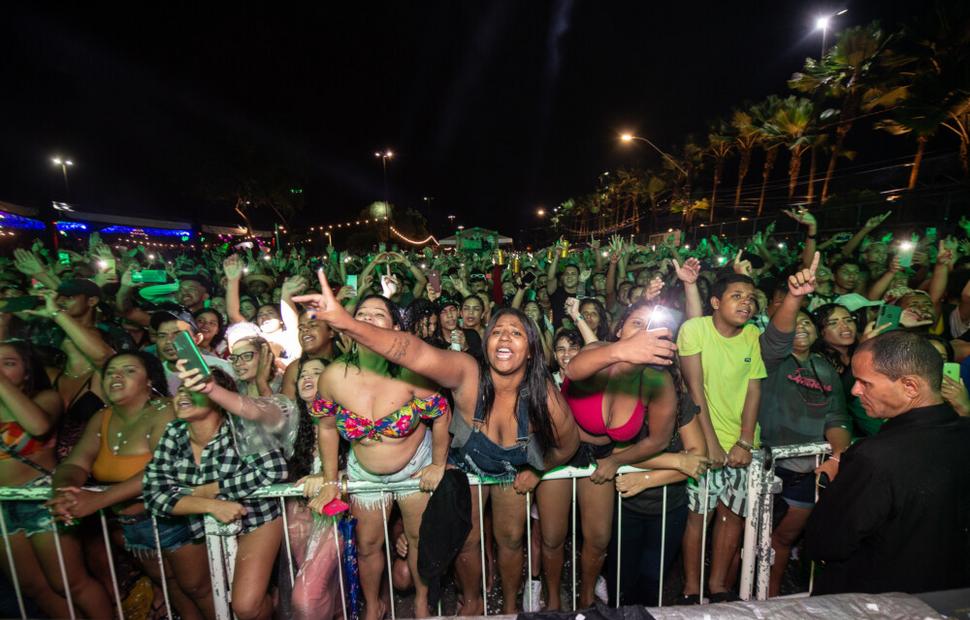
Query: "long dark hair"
810 303 858 374
478 308 557 453
0 339 51 397
101 351 171 398
340 295 403 377
289 354 326 481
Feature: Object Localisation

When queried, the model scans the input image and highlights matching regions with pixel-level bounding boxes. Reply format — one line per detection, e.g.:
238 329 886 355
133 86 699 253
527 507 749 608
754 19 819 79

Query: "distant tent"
438 227 513 250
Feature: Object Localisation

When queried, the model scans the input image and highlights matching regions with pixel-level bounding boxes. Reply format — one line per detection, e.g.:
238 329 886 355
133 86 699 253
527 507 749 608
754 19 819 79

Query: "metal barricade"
0 462 716 620
738 441 832 602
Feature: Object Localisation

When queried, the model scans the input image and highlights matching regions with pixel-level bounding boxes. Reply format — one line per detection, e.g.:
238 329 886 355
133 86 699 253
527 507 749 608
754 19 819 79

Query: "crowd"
1 206 970 619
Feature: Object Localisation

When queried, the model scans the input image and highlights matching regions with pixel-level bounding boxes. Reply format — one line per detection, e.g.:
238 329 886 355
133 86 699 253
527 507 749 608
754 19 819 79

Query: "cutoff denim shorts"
346 431 433 510
117 513 198 557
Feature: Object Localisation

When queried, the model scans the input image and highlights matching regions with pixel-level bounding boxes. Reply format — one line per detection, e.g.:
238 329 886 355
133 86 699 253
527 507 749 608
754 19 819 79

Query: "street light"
536 208 546 217
423 196 435 232
816 9 847 58
51 156 74 194
618 133 686 175
374 150 394 238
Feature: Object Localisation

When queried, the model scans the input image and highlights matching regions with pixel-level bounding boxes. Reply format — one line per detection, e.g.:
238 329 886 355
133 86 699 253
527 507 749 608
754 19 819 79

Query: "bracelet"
735 438 755 451
50 309 63 320
806 233 816 240
830 456 840 463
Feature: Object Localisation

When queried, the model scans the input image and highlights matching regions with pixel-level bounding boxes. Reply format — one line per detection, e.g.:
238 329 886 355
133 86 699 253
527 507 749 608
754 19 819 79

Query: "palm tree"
789 23 895 202
730 108 762 210
751 96 785 215
670 198 710 227
762 96 818 200
705 125 734 222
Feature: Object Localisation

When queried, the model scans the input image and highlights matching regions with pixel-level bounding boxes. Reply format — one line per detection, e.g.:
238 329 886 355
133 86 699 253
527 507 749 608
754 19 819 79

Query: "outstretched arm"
293 269 480 394
564 329 676 381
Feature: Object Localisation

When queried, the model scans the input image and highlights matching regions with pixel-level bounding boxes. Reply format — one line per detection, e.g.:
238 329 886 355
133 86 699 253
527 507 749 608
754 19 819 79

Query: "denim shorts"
118 513 198 556
776 467 817 510
0 500 54 538
346 431 432 510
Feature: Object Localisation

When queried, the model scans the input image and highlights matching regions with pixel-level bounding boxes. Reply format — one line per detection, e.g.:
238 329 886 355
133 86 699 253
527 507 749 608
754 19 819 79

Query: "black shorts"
566 441 614 468
776 467 816 509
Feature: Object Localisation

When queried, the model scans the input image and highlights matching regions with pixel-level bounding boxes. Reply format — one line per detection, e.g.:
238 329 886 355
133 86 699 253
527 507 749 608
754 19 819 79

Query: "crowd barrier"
0 441 832 620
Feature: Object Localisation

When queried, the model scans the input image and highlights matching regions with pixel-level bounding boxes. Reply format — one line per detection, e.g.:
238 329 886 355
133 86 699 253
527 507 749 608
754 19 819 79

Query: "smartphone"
646 305 684 340
428 271 442 295
450 329 462 352
876 304 902 331
0 296 43 313
521 272 537 285
345 274 358 294
323 498 350 516
943 362 961 383
897 236 918 269
131 270 167 284
173 331 211 381
98 256 117 276
58 251 71 266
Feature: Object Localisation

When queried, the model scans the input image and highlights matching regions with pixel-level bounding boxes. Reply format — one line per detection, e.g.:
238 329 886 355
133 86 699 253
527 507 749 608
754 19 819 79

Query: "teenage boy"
676 273 766 603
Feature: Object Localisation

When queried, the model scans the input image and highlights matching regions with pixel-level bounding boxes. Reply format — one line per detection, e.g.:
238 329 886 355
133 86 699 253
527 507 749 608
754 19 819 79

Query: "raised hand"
291 268 353 327
864 211 892 230
672 257 701 284
13 249 45 277
781 206 817 228
732 249 752 277
281 275 307 299
644 276 664 301
617 328 677 366
564 297 581 322
787 251 819 297
223 255 244 281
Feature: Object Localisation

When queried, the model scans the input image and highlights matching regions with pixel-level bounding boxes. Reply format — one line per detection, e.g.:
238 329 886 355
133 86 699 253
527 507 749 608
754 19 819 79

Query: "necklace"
62 365 93 380
108 400 161 455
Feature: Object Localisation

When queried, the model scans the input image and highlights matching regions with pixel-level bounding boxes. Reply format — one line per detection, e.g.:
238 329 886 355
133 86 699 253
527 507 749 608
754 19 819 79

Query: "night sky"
1 1 927 236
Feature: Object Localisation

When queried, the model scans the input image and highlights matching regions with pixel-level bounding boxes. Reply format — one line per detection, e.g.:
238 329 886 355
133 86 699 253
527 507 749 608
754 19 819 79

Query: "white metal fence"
0 442 832 619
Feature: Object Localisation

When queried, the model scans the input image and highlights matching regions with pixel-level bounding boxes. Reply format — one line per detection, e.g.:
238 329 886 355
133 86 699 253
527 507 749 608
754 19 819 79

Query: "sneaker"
594 576 609 604
523 579 543 612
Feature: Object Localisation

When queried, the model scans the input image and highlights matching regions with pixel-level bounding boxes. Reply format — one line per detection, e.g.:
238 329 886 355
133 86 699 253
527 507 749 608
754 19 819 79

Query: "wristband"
735 438 755 451
806 233 816 240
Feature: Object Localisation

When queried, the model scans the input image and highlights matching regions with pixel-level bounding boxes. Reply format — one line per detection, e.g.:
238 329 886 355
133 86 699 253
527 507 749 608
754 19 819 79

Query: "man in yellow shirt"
676 273 766 603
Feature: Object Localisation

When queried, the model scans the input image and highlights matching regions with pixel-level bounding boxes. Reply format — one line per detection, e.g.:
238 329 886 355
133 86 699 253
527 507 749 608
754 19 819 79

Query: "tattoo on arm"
385 335 410 362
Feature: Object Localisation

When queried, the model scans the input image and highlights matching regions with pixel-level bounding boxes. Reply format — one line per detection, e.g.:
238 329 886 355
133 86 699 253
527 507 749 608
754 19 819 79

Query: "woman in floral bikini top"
302 294 451 620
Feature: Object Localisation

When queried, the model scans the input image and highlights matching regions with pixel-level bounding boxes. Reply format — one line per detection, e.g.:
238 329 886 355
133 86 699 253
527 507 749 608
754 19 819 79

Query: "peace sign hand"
787 252 819 298
291 269 353 328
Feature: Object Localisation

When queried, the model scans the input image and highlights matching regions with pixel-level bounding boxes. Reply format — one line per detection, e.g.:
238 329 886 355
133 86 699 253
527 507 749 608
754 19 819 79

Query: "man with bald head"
805 331 970 595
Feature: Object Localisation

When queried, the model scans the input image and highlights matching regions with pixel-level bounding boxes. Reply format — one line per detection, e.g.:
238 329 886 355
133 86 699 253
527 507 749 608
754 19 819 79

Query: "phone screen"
943 362 961 383
646 305 684 339
428 271 441 295
345 274 358 293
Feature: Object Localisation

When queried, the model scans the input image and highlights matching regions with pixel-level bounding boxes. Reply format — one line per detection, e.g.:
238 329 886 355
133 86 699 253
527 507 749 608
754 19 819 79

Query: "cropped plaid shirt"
143 417 287 538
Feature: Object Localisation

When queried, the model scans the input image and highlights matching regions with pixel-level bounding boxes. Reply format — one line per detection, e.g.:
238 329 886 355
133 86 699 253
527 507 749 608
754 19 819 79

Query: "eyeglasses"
228 351 256 364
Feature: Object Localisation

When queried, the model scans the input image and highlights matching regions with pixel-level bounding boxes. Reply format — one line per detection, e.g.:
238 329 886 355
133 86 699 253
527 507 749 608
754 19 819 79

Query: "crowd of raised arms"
2 205 970 620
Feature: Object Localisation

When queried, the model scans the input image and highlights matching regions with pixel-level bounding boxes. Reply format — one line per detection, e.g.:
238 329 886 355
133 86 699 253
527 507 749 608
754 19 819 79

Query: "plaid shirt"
143 417 287 538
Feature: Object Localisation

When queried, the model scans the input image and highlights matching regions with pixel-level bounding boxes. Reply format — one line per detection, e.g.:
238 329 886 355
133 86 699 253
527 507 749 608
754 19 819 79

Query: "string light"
389 226 439 247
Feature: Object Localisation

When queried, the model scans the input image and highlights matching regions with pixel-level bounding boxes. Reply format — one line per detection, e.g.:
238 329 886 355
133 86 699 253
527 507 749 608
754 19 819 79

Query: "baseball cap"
57 278 102 299
834 293 882 313
150 303 199 333
178 274 213 293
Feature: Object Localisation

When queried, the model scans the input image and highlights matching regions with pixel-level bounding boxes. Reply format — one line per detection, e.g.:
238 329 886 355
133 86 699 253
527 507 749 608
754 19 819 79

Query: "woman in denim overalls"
294 273 581 615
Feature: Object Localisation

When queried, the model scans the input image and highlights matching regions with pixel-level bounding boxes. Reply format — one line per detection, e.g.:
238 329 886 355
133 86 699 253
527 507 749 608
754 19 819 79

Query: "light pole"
375 150 393 239
619 133 686 175
51 157 74 195
816 9 847 59
423 196 435 233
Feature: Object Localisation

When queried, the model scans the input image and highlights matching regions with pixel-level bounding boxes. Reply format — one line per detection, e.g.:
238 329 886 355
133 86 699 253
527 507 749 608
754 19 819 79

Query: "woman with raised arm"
0 340 71 619
294 270 676 613
536 299 681 609
300 294 451 620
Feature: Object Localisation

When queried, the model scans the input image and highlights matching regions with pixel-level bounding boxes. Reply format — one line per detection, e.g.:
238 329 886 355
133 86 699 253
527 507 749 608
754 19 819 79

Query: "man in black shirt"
546 251 580 331
804 331 970 595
